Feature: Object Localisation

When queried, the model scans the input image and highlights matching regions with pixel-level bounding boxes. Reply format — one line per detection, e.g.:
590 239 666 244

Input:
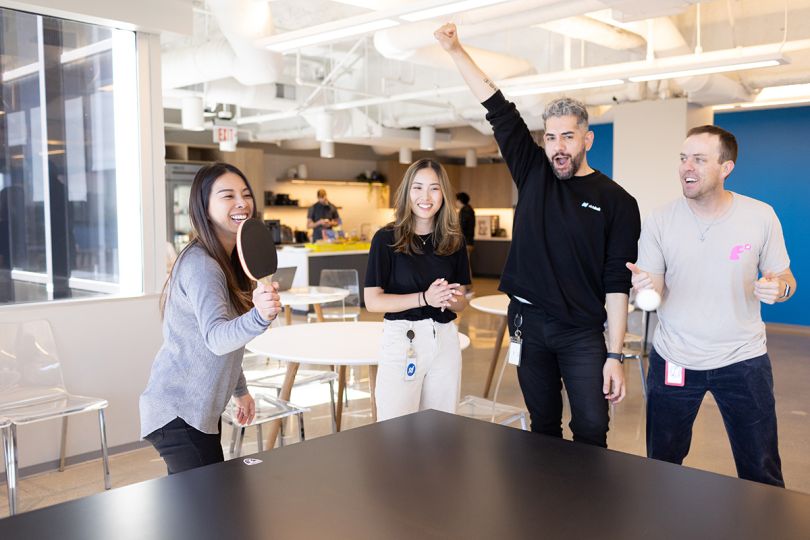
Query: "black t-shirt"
483 91 641 329
364 227 471 323
307 202 340 241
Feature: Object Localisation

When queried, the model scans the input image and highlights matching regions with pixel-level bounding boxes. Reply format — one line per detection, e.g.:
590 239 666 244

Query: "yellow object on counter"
305 241 371 252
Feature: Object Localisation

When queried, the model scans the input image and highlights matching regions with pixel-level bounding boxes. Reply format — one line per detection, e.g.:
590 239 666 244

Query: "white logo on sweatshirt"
581 201 601 212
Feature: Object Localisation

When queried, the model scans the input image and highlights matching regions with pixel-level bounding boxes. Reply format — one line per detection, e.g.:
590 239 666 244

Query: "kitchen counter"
277 245 370 305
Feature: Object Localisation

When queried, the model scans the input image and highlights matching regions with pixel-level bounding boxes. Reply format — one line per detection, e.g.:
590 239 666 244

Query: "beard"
551 148 586 180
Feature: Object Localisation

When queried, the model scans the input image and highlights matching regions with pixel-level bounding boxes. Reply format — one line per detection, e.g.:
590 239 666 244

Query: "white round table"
469 294 634 397
469 295 509 398
279 286 350 325
247 321 471 446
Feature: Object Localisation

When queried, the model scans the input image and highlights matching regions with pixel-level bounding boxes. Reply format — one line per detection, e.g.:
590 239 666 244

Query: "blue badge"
406 362 416 377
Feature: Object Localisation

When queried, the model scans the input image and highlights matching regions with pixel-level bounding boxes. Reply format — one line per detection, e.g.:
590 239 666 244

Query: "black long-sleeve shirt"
483 91 641 329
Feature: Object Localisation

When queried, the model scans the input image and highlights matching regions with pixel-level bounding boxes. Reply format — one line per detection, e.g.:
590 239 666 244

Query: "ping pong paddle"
236 218 278 287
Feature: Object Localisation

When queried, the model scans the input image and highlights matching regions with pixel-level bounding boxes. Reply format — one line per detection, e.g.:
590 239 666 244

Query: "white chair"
242 353 339 433
457 395 529 430
306 269 360 322
0 320 111 516
223 394 308 457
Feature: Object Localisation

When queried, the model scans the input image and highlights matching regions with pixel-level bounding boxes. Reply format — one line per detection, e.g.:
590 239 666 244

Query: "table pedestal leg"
265 361 300 449
484 317 508 398
284 307 292 326
314 304 324 322
368 365 378 422
335 365 347 431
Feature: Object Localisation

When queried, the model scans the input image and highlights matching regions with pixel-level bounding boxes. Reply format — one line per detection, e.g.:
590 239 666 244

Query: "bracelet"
781 282 791 299
417 292 422 307
422 290 428 308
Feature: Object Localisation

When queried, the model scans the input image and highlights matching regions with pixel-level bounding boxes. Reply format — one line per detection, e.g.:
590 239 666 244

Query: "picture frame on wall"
476 216 492 238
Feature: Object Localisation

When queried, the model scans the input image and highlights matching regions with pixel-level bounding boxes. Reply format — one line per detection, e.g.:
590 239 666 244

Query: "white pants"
375 318 462 421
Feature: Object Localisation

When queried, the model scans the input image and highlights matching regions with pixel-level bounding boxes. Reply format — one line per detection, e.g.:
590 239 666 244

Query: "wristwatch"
606 352 625 364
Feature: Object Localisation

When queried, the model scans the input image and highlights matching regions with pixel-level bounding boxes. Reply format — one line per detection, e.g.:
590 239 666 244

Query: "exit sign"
213 123 237 152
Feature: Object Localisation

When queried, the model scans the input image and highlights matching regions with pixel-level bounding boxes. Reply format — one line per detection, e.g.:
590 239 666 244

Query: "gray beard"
552 150 585 180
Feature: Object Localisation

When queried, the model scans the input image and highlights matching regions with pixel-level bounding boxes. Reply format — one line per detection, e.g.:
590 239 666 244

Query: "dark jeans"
646 348 784 487
144 417 224 475
508 300 609 448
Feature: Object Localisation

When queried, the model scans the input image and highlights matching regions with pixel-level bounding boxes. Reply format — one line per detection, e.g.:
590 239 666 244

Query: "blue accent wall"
715 106 810 326
589 123 613 178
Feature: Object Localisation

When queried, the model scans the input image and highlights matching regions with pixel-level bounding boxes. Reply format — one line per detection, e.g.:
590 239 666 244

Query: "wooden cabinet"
166 143 265 214
458 163 514 208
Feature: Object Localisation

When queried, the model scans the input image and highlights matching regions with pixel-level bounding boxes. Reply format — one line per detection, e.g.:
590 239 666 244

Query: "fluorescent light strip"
628 60 781 82
506 79 625 97
714 98 810 111
266 19 399 52
401 0 509 22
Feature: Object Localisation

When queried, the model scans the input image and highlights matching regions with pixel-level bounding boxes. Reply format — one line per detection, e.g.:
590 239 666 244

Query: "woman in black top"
365 159 471 420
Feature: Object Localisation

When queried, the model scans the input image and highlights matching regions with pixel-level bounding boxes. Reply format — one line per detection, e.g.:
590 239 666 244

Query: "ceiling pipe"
161 0 282 90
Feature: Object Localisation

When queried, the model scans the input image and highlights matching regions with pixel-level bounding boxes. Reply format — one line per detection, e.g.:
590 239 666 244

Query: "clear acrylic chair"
306 269 361 322
0 320 111 516
242 353 338 433
457 395 529 430
223 393 308 457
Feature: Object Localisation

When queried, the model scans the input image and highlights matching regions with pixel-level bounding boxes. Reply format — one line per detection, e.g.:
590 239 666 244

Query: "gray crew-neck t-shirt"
637 192 789 370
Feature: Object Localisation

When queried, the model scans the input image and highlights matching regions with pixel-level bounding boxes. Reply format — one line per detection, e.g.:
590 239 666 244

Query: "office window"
0 7 141 305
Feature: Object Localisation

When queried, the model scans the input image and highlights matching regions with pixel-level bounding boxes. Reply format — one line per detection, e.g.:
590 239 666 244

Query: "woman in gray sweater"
140 162 281 474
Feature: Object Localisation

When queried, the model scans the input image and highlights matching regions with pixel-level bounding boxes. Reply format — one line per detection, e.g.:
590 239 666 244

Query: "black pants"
144 417 224 475
647 348 784 487
508 300 609 447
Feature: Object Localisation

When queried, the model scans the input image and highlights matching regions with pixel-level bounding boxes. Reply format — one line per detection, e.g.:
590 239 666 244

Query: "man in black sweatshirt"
437 23 641 448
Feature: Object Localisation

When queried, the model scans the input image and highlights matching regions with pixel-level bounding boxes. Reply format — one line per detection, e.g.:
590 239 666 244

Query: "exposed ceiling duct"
535 16 646 50
161 0 283 90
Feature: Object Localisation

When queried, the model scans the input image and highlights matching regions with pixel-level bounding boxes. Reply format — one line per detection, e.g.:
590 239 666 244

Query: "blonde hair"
390 159 463 256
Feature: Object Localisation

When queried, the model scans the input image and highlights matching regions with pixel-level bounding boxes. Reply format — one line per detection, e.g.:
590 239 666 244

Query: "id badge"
404 329 417 381
507 335 522 366
665 361 685 387
404 347 417 381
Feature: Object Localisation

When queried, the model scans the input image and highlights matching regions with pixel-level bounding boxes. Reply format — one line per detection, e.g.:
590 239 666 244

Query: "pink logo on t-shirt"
729 244 752 260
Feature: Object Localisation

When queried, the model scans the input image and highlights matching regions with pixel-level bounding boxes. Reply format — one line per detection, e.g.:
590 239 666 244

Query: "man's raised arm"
434 23 499 103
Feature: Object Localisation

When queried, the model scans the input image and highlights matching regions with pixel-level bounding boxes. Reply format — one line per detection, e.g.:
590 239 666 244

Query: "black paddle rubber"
237 218 278 286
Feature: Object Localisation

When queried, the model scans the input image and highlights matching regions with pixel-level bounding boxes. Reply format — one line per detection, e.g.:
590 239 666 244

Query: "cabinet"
458 163 514 208
165 143 266 215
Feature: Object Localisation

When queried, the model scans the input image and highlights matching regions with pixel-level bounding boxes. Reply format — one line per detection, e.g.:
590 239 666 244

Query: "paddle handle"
258 275 275 288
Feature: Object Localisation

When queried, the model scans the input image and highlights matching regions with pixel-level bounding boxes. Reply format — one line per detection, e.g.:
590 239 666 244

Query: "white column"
612 98 713 220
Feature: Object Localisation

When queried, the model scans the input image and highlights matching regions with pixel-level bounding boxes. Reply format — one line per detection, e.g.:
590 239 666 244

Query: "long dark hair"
390 159 462 256
160 162 258 317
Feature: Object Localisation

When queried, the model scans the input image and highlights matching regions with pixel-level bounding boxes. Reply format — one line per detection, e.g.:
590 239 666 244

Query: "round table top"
469 294 509 316
247 321 471 366
469 293 635 317
278 286 350 306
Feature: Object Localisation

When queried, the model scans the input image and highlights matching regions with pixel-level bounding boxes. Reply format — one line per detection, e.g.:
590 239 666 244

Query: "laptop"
273 266 297 291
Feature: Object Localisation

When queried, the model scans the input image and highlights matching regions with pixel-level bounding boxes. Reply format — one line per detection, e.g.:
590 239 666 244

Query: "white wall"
263 154 394 239
613 98 713 220
0 0 193 34
613 99 685 220
0 296 162 471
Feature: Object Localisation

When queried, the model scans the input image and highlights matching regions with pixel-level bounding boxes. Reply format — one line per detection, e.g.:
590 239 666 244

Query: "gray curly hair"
542 97 589 129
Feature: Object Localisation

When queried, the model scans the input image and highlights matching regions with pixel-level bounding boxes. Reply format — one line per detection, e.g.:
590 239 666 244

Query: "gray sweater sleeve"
178 249 270 355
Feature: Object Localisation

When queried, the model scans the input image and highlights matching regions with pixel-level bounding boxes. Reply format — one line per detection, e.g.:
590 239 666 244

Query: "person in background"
307 188 340 241
140 162 281 475
436 22 640 449
629 125 796 487
455 192 476 297
364 159 470 421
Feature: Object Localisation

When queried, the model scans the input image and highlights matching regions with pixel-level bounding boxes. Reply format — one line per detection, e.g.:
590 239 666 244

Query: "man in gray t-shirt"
628 125 796 487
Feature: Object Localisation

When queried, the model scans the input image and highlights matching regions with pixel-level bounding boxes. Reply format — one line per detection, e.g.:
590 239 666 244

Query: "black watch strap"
606 352 625 364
